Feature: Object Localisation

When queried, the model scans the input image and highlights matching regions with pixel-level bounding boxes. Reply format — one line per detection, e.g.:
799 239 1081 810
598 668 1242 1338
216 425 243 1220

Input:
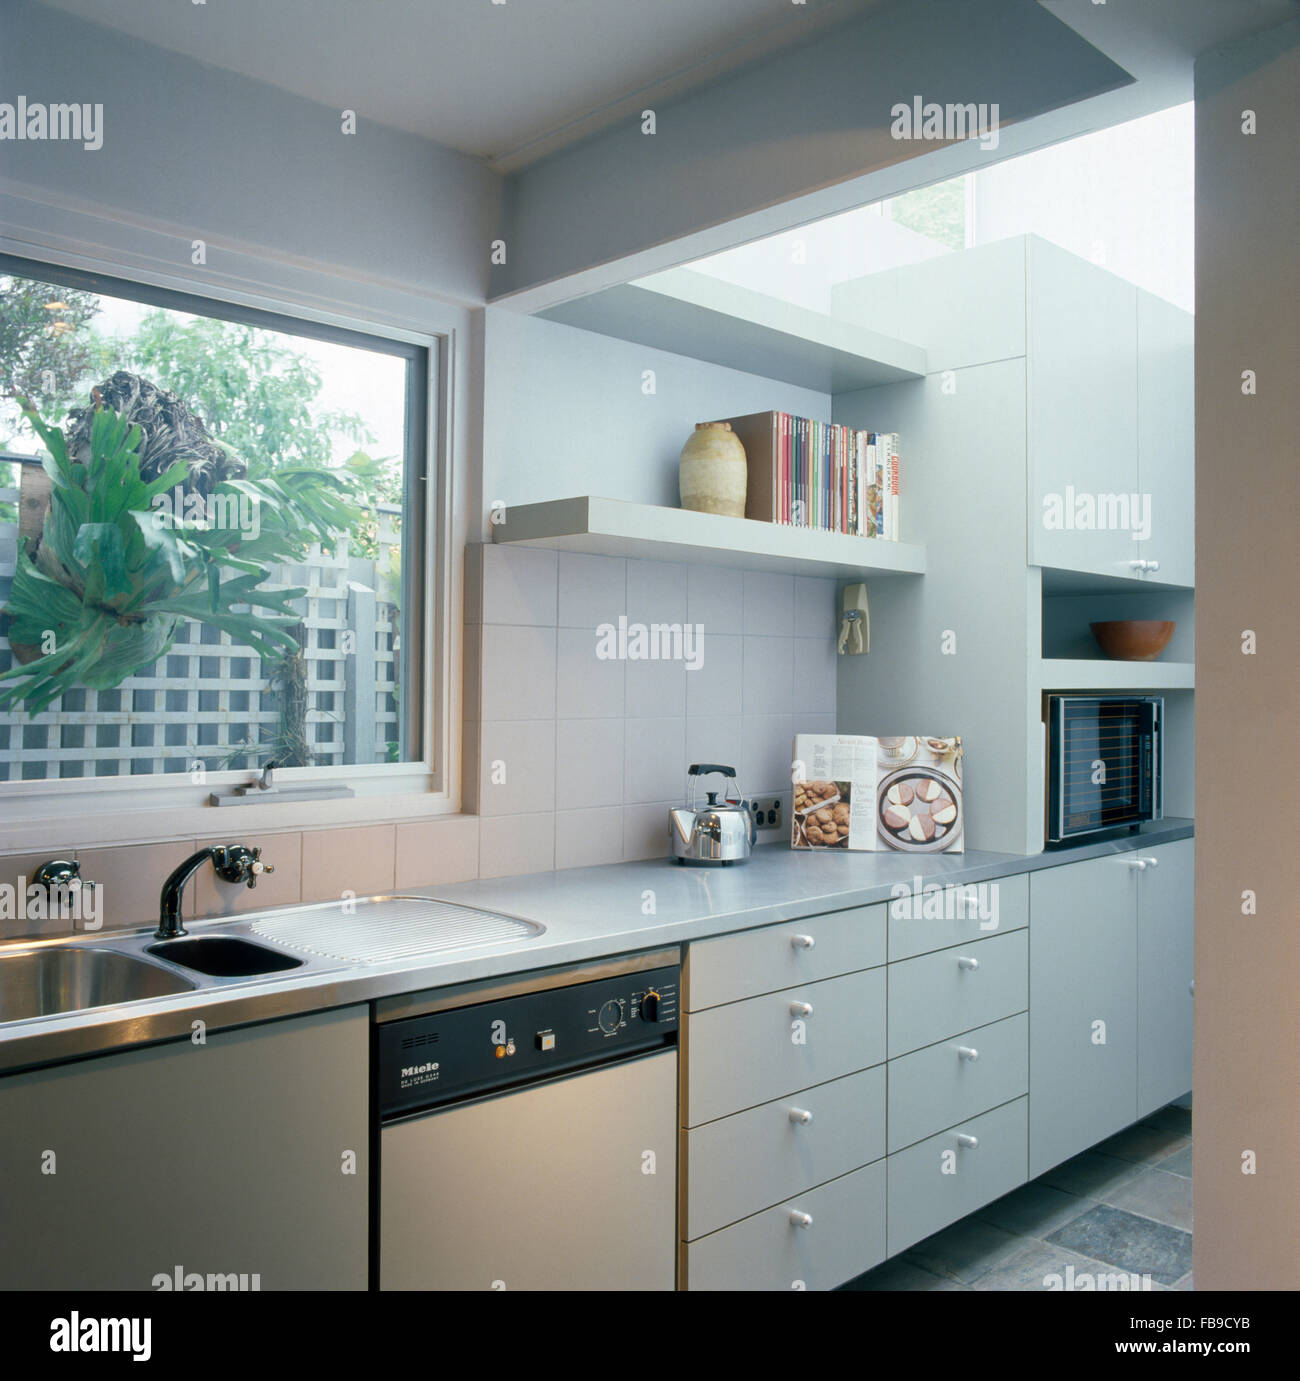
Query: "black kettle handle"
688 763 736 778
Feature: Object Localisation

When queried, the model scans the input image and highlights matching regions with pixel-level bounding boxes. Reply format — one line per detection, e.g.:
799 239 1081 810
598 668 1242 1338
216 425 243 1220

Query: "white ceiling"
34 0 885 170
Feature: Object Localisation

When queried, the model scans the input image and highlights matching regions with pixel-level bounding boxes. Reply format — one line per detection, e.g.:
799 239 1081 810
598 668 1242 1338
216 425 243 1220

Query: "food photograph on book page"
792 733 964 852
876 735 963 853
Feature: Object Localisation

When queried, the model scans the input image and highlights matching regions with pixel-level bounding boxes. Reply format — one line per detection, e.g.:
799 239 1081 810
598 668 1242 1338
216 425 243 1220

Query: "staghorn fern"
0 394 353 715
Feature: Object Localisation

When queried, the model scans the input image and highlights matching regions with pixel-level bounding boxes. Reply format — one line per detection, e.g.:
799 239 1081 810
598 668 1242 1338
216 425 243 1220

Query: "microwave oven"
1045 694 1163 844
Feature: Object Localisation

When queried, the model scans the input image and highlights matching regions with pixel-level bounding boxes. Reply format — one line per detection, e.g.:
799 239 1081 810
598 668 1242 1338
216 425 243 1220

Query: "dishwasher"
374 950 680 1291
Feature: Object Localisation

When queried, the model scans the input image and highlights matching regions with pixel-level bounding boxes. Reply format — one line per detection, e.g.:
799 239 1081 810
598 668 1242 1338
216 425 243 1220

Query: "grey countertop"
0 819 1192 1075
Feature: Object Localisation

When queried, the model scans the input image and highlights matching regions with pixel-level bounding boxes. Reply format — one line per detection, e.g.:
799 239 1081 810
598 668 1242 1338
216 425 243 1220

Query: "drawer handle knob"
956 1133 980 1149
790 934 816 950
1130 558 1148 572
1146 559 1160 573
788 1108 814 1126
956 956 980 971
1129 858 1148 871
1189 978 1195 995
957 1046 980 1062
789 1210 814 1229
789 1001 814 1018
1143 855 1160 868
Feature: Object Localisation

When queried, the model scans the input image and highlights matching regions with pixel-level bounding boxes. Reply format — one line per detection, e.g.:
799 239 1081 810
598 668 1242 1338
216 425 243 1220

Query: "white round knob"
789 1001 814 1018
1129 559 1148 571
790 934 816 951
1146 559 1160 573
956 1133 979 1149
957 1046 980 1062
1189 979 1195 995
1130 857 1148 870
956 956 980 971
789 1211 813 1229
1144 856 1160 868
788 1108 814 1126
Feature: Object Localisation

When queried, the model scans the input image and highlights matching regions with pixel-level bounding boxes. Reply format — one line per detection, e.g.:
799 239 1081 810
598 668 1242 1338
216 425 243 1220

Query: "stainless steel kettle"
669 764 756 866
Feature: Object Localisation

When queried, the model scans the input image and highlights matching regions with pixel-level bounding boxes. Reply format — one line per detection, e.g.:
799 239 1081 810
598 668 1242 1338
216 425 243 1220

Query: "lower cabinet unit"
887 1014 1029 1154
886 1098 1029 1257
684 1162 886 1292
684 1066 885 1241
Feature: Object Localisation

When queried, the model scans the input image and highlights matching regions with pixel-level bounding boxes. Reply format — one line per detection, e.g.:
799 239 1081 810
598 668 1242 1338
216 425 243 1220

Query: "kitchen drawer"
685 1161 885 1291
887 1014 1028 1153
886 1097 1028 1257
684 968 885 1126
684 1066 885 1240
685 904 885 1011
888 873 1028 962
887 929 1027 1057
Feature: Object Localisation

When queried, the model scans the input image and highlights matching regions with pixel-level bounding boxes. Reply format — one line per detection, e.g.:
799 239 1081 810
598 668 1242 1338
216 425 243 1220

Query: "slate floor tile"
1046 1203 1193 1287
1155 1144 1194 1178
971 1238 1159 1292
841 1257 967 1291
1104 1167 1194 1232
1094 1122 1191 1165
902 1217 1024 1283
976 1181 1097 1238
1039 1149 1146 1199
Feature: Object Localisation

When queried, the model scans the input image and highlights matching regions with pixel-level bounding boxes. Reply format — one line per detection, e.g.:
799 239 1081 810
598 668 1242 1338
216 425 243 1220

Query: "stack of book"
713 412 902 540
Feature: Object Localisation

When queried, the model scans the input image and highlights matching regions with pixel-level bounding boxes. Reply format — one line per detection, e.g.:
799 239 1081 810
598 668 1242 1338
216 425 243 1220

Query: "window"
0 256 431 785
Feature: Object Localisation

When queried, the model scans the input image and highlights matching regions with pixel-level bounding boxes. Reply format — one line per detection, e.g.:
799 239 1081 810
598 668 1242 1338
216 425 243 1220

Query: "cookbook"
791 733 964 853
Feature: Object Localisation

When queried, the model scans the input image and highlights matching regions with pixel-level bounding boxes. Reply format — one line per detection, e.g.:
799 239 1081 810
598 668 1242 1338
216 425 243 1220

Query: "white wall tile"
623 802 673 862
688 564 745 637
743 570 795 636
478 720 557 817
685 717 743 777
481 545 557 626
558 551 626 629
556 718 625 808
624 717 686 804
685 632 742 717
742 635 795 717
478 624 556 721
792 636 838 715
555 808 625 870
479 813 555 879
556 625 625 718
794 575 838 639
626 559 688 625
624 654 686 719
741 713 796 795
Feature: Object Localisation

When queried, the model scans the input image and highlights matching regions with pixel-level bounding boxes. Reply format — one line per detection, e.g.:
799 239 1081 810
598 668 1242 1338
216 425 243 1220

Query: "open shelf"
540 268 928 394
491 497 926 579
1038 658 1195 691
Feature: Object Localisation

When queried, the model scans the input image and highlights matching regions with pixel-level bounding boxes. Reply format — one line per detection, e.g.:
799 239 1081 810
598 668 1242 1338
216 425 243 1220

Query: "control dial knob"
641 990 662 1023
597 999 622 1034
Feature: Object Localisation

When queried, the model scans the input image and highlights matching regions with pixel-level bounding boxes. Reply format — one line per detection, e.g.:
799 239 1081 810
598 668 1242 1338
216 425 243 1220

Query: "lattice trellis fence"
0 469 402 782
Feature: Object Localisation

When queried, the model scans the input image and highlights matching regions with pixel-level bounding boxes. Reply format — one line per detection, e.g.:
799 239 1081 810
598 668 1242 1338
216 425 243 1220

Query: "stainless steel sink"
0 947 197 1023
146 936 304 978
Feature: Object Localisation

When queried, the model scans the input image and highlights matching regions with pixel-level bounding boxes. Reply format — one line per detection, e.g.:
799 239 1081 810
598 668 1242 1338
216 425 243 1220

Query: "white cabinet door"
1029 854 1139 1178
1136 838 1195 1116
1027 237 1141 580
1136 293 1195 587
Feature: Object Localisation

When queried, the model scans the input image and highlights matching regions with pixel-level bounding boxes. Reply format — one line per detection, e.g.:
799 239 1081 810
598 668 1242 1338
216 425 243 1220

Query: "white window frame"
0 238 467 851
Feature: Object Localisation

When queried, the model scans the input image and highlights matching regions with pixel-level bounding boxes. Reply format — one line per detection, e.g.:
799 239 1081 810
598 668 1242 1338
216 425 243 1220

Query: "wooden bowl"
1090 620 1176 661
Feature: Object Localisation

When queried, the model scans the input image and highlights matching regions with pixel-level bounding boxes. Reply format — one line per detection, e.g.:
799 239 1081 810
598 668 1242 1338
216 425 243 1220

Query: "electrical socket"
745 797 784 832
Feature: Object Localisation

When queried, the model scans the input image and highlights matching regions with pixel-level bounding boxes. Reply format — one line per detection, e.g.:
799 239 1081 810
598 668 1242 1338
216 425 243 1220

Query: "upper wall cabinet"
1136 294 1195 588
1026 239 1193 588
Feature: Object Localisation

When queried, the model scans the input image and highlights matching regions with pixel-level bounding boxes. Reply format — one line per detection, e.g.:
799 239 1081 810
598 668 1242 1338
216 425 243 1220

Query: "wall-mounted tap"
157 844 274 940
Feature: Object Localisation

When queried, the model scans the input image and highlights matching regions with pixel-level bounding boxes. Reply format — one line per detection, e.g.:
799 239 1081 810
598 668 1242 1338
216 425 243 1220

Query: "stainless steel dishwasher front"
375 951 680 1291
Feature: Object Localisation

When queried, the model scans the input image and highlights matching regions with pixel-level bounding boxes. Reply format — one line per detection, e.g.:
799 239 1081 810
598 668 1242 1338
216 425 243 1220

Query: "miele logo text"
401 1061 439 1077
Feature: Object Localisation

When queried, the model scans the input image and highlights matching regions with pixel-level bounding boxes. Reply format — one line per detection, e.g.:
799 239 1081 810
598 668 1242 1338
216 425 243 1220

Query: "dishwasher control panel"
378 965 679 1118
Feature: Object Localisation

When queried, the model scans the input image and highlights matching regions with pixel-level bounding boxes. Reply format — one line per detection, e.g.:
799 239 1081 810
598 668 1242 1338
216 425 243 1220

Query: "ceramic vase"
678 422 747 518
